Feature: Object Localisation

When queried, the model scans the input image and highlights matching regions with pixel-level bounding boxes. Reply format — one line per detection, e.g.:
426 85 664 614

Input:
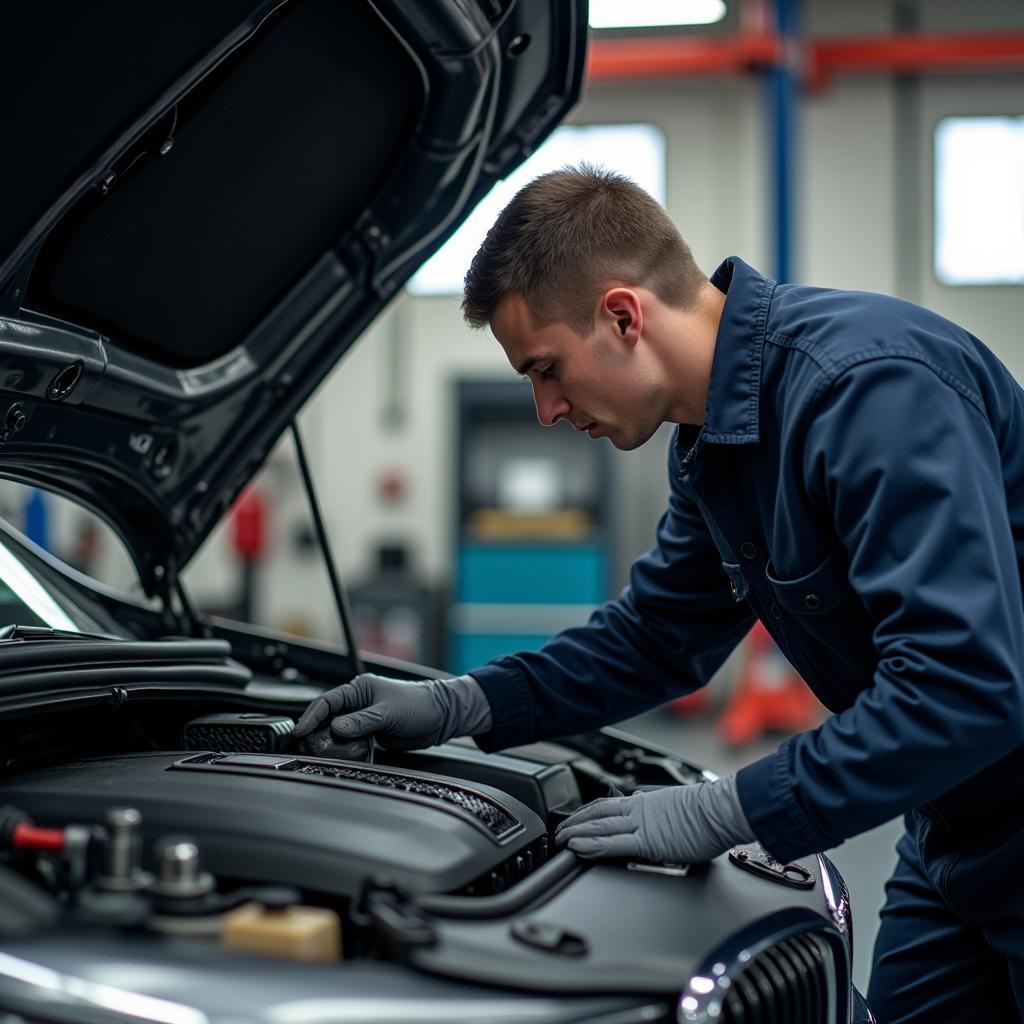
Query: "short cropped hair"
462 164 706 334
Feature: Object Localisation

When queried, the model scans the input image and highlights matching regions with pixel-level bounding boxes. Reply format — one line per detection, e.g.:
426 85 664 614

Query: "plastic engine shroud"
0 751 545 898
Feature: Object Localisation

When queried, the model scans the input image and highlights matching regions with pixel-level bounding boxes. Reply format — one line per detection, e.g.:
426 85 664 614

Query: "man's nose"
534 385 571 427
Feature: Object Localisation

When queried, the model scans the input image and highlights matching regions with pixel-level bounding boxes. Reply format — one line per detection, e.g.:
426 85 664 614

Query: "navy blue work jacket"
472 257 1024 864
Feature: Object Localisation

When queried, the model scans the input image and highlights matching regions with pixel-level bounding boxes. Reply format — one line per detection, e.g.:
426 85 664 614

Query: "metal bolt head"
97 807 152 892
152 835 214 899
4 403 26 434
106 807 142 831
161 838 199 872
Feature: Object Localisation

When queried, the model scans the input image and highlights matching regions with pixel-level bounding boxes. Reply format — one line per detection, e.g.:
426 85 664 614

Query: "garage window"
589 0 727 29
409 123 666 296
934 116 1024 286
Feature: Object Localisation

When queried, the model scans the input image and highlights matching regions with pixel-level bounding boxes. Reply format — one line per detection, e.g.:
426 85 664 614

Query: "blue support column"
766 0 799 283
24 489 50 551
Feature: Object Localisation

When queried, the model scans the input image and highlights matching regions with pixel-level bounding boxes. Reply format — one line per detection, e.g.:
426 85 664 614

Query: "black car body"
0 3 872 1022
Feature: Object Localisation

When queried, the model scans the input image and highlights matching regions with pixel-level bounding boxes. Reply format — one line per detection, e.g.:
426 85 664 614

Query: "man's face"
489 293 663 451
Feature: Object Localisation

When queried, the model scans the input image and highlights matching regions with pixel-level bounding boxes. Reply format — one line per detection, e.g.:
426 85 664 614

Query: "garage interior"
1 0 1022 1001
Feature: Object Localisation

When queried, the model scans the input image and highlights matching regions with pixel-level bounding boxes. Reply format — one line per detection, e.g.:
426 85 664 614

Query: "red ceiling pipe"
587 31 1024 89
587 32 782 82
805 33 1024 90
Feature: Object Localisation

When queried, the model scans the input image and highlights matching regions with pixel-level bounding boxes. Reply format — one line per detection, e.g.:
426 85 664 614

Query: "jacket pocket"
721 561 749 602
765 546 849 615
765 547 875 711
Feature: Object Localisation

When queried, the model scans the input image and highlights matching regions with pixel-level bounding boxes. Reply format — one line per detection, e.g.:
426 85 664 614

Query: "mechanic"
293 166 1024 1023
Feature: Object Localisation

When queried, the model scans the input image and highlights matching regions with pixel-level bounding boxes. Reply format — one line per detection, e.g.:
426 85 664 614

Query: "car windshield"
0 524 127 638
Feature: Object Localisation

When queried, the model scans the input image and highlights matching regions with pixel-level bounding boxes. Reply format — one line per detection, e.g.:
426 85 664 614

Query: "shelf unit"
449 380 614 673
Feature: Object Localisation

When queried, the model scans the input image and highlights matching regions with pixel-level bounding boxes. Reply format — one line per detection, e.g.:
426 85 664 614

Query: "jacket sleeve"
737 357 1024 862
471 439 755 751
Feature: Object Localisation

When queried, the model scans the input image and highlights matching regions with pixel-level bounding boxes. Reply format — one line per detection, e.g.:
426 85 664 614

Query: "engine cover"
0 752 546 897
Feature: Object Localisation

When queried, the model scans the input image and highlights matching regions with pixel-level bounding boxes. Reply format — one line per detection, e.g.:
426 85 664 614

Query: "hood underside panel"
1 1 259 268
27 0 422 367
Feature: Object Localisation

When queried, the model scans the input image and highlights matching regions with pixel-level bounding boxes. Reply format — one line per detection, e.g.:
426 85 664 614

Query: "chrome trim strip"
0 951 208 1024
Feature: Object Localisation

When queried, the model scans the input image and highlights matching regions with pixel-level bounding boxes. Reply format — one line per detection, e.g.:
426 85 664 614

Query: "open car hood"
0 0 587 597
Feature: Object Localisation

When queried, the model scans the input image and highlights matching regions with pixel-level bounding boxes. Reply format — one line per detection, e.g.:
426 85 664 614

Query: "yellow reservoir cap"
221 902 341 963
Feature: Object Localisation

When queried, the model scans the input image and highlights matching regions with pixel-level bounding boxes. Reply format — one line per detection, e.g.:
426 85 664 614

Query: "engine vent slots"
183 714 294 754
466 833 552 895
291 761 519 837
172 753 523 841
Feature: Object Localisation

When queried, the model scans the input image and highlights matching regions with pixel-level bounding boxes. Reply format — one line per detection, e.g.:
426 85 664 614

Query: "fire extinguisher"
231 487 266 622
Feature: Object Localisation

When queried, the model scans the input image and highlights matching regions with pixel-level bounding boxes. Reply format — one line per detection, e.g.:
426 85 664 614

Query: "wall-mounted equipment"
450 381 614 673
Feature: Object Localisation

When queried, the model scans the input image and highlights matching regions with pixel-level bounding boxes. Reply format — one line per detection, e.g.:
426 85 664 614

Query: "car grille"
721 931 834 1023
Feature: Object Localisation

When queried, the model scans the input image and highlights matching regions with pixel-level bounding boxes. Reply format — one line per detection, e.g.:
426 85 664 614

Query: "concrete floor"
620 705 904 997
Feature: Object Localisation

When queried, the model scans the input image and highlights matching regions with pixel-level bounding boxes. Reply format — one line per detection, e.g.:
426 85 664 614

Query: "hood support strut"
290 420 364 676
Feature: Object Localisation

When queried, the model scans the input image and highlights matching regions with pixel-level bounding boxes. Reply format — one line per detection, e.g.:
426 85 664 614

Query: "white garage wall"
801 73 899 295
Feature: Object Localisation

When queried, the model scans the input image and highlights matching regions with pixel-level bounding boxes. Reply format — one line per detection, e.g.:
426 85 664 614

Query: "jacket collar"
677 257 775 461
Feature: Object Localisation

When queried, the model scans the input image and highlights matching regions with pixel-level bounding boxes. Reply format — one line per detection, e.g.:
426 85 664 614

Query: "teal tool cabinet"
449 381 613 674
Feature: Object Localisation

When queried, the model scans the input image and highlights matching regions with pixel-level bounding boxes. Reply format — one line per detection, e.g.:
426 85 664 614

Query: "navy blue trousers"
868 810 1024 1022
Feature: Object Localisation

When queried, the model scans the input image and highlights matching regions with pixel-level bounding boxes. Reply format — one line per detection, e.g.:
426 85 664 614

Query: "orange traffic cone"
718 622 822 746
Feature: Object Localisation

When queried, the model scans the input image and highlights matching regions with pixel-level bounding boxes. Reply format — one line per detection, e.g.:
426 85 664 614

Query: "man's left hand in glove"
554 775 755 864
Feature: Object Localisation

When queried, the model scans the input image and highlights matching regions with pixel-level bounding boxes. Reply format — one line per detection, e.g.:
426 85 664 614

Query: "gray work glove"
554 775 755 864
291 672 493 752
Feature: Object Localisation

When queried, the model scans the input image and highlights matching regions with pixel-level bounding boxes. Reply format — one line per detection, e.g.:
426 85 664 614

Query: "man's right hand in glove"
291 672 493 751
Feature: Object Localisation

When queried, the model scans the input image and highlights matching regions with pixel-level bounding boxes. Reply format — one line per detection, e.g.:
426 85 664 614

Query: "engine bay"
0 705 846 1023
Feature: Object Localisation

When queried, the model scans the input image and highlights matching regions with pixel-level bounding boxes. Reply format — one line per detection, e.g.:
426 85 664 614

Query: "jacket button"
740 541 758 560
730 582 739 598
769 603 783 620
804 593 822 611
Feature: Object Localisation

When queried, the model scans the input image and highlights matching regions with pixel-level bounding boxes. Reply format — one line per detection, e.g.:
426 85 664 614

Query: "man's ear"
600 287 643 345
